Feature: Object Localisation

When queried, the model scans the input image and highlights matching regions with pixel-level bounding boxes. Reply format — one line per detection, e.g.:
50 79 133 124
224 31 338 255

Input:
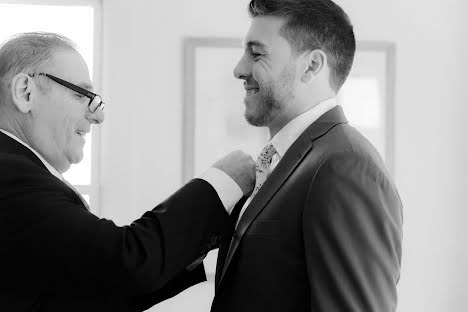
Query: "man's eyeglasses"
28 73 105 113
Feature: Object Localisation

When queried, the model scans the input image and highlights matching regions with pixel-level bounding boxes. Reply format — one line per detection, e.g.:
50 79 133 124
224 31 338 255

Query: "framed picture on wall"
183 37 396 278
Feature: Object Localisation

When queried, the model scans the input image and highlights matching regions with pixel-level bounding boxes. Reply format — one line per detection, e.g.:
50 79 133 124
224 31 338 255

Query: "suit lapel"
216 106 348 289
215 197 247 288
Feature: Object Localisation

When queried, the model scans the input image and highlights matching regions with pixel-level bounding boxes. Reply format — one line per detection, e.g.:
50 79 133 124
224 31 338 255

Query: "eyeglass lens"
89 96 104 112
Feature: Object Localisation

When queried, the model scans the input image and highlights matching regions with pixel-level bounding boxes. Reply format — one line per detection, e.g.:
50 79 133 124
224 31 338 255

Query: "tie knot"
257 143 276 167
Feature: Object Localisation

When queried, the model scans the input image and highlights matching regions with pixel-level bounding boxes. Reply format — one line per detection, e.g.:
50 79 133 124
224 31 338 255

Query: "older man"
212 0 403 311
0 32 255 311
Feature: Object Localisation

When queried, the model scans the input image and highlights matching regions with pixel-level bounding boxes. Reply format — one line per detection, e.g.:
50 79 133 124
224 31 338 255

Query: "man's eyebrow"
244 40 268 50
78 83 94 92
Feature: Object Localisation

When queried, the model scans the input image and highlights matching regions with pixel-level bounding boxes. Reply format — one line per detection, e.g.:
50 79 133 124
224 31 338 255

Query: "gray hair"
0 32 77 102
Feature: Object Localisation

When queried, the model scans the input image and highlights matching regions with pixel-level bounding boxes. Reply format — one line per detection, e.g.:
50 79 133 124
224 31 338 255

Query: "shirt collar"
0 129 63 181
269 98 337 158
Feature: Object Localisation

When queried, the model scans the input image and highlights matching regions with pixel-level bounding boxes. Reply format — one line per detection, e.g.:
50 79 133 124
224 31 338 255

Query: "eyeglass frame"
28 73 105 113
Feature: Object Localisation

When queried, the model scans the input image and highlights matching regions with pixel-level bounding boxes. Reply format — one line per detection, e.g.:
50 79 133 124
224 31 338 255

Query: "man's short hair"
248 0 356 92
0 32 77 102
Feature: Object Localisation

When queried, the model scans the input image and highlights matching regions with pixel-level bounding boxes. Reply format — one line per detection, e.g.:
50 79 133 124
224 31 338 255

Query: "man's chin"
68 151 84 166
243 95 257 110
244 110 267 127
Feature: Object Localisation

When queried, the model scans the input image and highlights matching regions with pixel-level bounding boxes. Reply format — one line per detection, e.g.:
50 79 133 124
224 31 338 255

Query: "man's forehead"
47 49 94 91
243 16 285 49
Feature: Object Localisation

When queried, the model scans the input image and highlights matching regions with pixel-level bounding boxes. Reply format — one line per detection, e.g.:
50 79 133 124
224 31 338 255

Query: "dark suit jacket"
212 106 403 312
0 131 232 311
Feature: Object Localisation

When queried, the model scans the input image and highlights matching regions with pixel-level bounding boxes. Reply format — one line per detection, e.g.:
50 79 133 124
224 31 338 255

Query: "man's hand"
212 151 256 196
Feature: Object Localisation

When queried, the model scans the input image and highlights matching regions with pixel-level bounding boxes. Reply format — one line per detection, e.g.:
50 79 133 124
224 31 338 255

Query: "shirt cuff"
198 167 243 215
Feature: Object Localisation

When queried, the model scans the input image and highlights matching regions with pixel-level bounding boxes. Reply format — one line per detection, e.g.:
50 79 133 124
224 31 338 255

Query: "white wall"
100 0 468 311
334 1 468 311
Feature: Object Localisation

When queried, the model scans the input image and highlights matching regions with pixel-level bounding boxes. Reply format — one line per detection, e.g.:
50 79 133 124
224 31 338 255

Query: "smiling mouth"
246 88 260 96
76 131 87 138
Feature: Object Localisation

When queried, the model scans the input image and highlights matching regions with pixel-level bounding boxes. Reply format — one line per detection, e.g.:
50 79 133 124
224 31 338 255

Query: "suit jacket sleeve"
302 152 403 311
0 155 232 296
130 263 206 311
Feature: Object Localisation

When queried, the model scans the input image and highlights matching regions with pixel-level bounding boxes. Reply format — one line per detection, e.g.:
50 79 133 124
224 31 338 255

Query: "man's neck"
268 94 335 138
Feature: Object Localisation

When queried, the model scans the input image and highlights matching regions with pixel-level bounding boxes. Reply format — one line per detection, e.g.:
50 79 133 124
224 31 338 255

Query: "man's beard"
244 86 283 127
244 65 296 127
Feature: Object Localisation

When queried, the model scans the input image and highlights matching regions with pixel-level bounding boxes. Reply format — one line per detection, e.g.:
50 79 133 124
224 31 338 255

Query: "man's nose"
86 108 105 125
233 54 250 80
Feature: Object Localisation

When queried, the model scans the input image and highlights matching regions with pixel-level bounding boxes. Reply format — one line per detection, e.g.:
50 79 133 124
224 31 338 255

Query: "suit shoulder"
304 147 403 226
0 152 45 170
314 150 388 184
312 123 388 174
0 152 62 190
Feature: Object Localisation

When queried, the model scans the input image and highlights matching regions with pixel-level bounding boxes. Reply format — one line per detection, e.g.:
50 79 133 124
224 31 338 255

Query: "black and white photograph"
0 0 466 311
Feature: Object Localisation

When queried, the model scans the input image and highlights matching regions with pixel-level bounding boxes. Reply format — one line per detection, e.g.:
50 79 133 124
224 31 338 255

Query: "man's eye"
74 94 88 102
251 52 262 58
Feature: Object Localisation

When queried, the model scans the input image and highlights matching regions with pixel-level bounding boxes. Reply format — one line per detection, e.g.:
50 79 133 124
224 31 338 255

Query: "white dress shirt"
198 168 243 213
236 98 337 226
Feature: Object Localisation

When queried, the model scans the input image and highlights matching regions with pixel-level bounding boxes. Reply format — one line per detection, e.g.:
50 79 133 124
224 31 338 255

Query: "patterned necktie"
235 142 276 226
252 143 277 198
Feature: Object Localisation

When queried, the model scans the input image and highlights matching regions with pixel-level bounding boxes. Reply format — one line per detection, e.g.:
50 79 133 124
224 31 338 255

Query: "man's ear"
301 49 327 83
10 73 35 114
